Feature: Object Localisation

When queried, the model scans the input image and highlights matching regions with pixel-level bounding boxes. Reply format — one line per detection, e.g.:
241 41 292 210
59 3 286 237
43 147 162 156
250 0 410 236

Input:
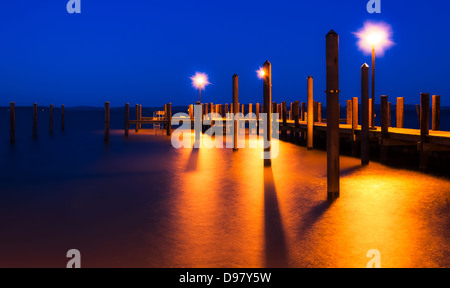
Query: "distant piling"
396 97 404 128
135 104 139 133
105 102 110 142
10 102 15 144
49 104 54 134
195 101 201 143
420 93 430 171
263 61 272 166
326 30 340 199
281 101 287 140
432 95 440 131
361 63 370 165
233 74 239 151
318 103 323 123
293 101 299 143
346 100 352 125
33 103 37 139
256 103 260 135
307 76 314 150
301 102 306 121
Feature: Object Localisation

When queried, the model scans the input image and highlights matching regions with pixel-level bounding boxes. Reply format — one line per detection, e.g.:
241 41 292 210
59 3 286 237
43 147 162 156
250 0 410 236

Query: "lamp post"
190 72 210 104
355 21 394 128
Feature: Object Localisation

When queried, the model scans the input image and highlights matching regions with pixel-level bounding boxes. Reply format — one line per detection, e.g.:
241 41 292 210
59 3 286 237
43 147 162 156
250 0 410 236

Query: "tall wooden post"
225 103 229 116
326 30 340 199
10 102 15 144
33 103 38 139
195 101 201 143
105 102 110 142
125 103 129 137
61 104 65 132
233 74 239 151
263 61 272 166
420 93 430 171
49 104 54 134
432 95 440 131
307 76 314 150
361 64 370 165
166 103 172 136
369 98 373 127
396 97 404 128
380 96 389 163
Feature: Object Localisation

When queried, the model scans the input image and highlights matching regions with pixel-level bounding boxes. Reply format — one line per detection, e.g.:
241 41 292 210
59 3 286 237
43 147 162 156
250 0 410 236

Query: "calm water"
0 109 448 267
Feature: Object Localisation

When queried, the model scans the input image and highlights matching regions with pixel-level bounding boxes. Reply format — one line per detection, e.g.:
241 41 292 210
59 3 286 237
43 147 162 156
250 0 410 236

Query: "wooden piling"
263 61 272 166
125 103 129 137
307 76 314 150
346 100 352 125
352 97 359 156
420 93 430 171
293 101 300 144
301 102 306 121
166 103 172 136
369 98 373 127
432 95 440 131
256 103 260 136
388 102 392 128
416 104 421 128
225 103 229 116
352 98 358 132
105 102 110 142
281 101 287 140
233 74 239 151
272 102 277 114
139 105 143 130
396 97 404 128
318 103 322 123
380 96 389 163
326 30 340 199
361 64 370 165
10 102 15 144
135 104 139 132
314 102 319 122
61 105 65 132
49 104 54 134
33 103 37 139
195 101 201 142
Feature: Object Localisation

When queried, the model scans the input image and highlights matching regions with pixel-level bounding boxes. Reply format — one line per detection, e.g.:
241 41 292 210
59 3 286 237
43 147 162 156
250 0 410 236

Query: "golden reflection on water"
159 130 450 268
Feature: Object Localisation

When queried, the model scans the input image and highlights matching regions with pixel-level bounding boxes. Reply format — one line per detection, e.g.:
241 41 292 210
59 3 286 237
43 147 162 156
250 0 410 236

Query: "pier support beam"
233 74 239 151
10 102 15 144
432 95 440 131
420 93 430 171
307 76 314 150
396 97 404 128
301 102 306 121
326 30 340 200
263 61 272 166
293 101 299 144
346 100 352 125
361 64 370 165
135 104 139 133
105 102 110 142
195 101 202 144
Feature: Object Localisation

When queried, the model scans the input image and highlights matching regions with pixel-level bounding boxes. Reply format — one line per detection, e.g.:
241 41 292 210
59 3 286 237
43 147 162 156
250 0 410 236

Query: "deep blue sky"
1 0 449 107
